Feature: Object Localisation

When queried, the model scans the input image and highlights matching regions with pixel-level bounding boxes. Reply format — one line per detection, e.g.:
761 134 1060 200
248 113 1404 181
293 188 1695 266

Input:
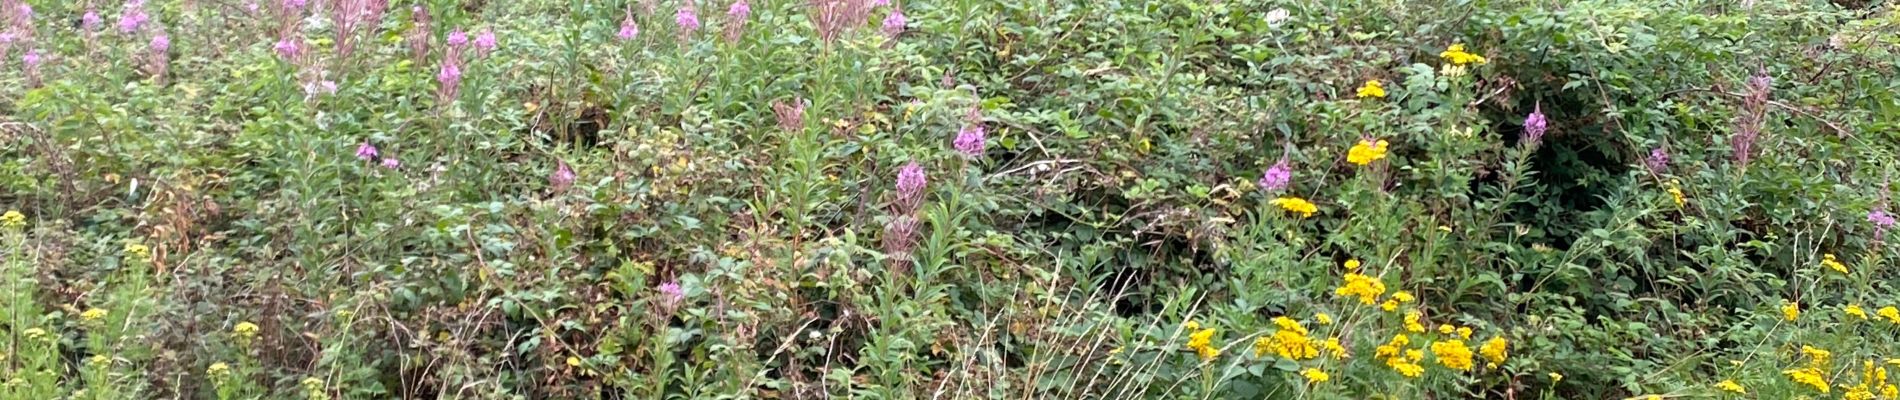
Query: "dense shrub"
3 0 1900 398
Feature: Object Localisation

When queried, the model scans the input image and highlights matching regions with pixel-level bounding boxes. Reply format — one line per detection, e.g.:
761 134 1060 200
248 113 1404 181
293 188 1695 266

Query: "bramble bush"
3 0 1900 398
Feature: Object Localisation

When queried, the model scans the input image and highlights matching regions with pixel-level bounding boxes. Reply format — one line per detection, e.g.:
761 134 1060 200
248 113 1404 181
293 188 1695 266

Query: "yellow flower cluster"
1403 311 1426 333
1334 273 1387 305
1782 301 1800 321
1429 339 1475 371
1270 197 1318 217
1323 337 1348 359
1785 367 1830 393
1480 337 1509 367
1823 253 1848 274
1881 306 1900 324
1356 80 1386 99
1802 345 1831 367
1439 44 1488 66
1843 360 1891 400
1375 334 1425 378
207 362 232 377
1847 304 1869 320
1346 139 1390 166
1184 321 1219 361
124 242 151 260
1715 379 1746 394
1254 317 1318 360
1382 290 1415 312
1300 368 1329 383
1668 183 1686 207
0 210 24 229
1315 312 1334 325
81 308 108 322
235 321 260 347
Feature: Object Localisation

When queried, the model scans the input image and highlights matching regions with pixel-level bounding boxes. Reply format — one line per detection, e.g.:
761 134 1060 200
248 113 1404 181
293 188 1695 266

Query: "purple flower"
617 15 639 41
303 80 337 98
1870 210 1895 228
246 1 259 14
150 34 170 53
380 157 401 169
82 9 103 31
282 0 307 11
551 160 576 189
1645 147 1669 174
1522 103 1547 148
118 9 149 33
1258 157 1291 192
875 0 890 6
355 142 379 160
0 32 11 44
436 61 461 86
894 161 927 212
474 29 497 53
881 9 906 37
446 29 468 47
274 37 302 59
953 124 985 158
728 0 750 19
656 281 684 310
675 6 700 34
22 49 42 67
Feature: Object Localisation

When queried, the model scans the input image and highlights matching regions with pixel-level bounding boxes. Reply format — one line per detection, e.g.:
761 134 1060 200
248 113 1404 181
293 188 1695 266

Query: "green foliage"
3 0 1900 398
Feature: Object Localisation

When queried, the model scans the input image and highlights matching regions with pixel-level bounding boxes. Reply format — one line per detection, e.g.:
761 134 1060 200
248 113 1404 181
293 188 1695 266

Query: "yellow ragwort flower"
1430 339 1475 371
1254 317 1318 360
1270 197 1318 217
1381 299 1400 312
1346 139 1390 166
1456 326 1473 339
1801 345 1831 367
1300 368 1330 384
1715 379 1746 394
1404 311 1426 333
1392 291 1415 303
1846 304 1869 320
1880 306 1900 324
1187 326 1220 360
1549 372 1564 382
1782 301 1800 321
207 362 232 377
1480 336 1509 365
1668 184 1686 207
1356 80 1387 99
1344 259 1361 271
1439 43 1488 66
1784 367 1830 393
81 308 108 322
1315 312 1334 325
1822 254 1848 274
1323 337 1349 359
0 210 25 229
1438 324 1455 335
123 242 150 260
1334 273 1387 305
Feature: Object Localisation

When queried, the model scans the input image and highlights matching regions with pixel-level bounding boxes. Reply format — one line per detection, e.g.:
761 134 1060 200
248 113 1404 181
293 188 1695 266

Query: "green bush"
3 0 1900 398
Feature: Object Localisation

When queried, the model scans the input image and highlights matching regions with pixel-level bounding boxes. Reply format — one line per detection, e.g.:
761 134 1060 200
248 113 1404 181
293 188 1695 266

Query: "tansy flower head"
123 242 150 259
1346 139 1390 165
1430 339 1475 371
207 362 231 377
1456 326 1473 339
1334 273 1387 305
1846 304 1868 320
1392 291 1415 303
1356 79 1386 99
1404 311 1425 333
1382 299 1400 312
1822 254 1848 274
1784 367 1830 393
1323 337 1348 359
1781 300 1800 321
1 210 24 228
1269 197 1318 217
1315 313 1333 325
1344 258 1361 270
1480 337 1508 364
1715 379 1745 394
1880 306 1900 324
1300 368 1330 383
1187 326 1220 360
1439 43 1488 66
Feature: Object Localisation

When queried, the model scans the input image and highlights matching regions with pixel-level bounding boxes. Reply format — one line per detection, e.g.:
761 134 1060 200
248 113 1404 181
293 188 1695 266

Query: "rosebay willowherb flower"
407 6 431 61
1522 103 1547 149
446 29 468 48
953 123 985 158
1732 69 1772 167
809 0 874 45
474 29 497 56
1258 157 1292 193
355 142 379 160
772 97 806 132
675 5 700 36
551 160 577 191
617 13 639 41
82 8 102 33
656 281 684 311
881 9 905 37
723 0 750 42
436 59 462 103
332 0 387 57
1871 210 1896 241
1644 147 1669 174
274 34 303 60
380 157 400 169
118 4 149 33
883 215 919 264
894 161 926 213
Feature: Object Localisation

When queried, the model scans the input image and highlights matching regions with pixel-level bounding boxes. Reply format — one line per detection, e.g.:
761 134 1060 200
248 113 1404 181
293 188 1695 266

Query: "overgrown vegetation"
4 0 1900 398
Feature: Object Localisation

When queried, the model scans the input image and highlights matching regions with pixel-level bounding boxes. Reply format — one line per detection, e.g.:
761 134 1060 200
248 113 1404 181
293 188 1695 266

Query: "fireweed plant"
3 0 1900 398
